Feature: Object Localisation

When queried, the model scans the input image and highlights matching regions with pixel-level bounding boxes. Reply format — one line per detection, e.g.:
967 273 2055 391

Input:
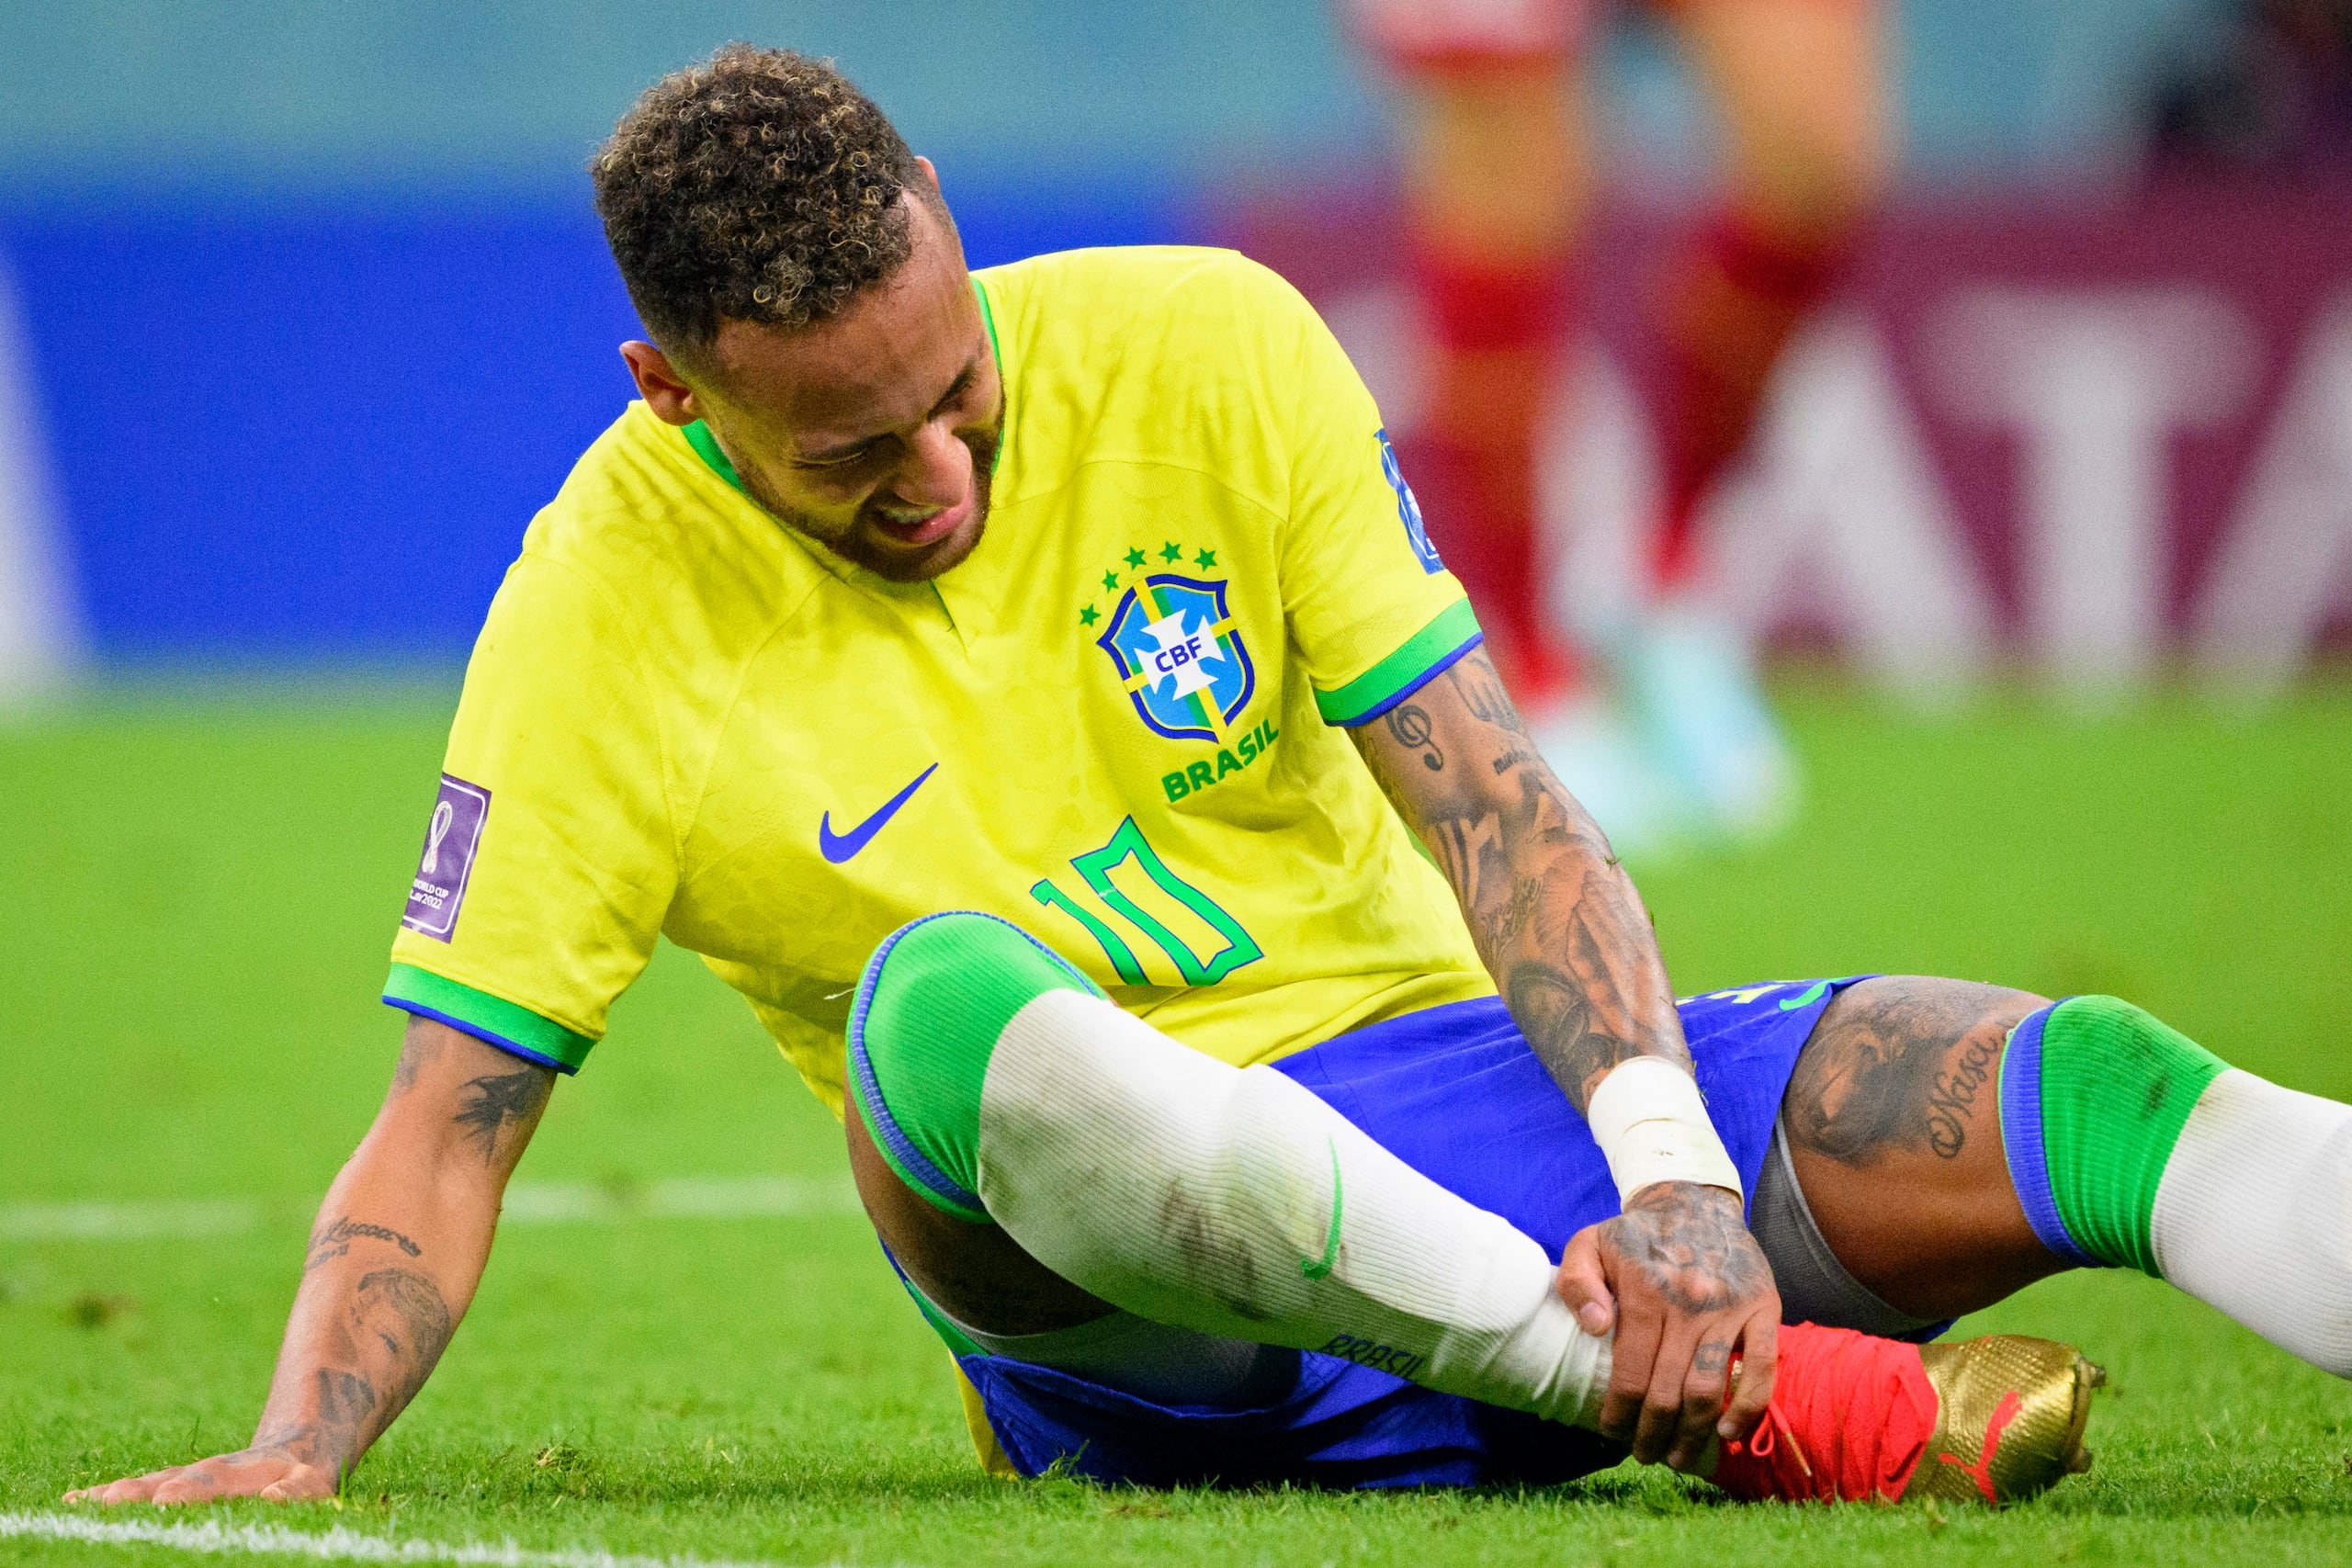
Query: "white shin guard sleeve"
2151 1068 2352 1377
974 987 1611 1427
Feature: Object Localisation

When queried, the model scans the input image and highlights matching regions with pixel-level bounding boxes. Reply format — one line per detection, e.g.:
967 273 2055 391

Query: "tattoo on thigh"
1925 1034 2002 1159
1785 980 2034 1165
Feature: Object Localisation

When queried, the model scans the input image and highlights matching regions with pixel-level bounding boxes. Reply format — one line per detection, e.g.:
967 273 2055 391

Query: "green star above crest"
1078 604 1100 627
1160 541 1183 563
1194 547 1217 569
1125 547 1148 570
1101 569 1119 592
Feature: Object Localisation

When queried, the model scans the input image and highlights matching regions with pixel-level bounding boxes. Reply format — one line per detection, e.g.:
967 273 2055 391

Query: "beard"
763 423 1001 584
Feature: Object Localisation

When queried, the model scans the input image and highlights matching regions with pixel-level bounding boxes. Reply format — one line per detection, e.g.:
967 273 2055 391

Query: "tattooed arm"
1351 650 1779 1470
68 1016 553 1506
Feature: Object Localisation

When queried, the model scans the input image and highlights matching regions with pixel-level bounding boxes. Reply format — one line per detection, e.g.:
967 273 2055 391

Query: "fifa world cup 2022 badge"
402 775 490 942
1376 428 1444 575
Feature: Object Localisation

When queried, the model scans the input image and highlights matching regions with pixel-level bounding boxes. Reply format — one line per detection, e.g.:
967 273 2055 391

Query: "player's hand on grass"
1555 1180 1781 1473
66 1443 340 1506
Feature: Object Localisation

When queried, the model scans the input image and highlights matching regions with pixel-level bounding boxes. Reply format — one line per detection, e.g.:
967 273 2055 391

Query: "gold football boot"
1900 1335 2103 1506
1708 1323 2102 1505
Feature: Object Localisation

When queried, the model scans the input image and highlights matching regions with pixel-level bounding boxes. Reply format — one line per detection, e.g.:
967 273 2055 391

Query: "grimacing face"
620 172 1003 583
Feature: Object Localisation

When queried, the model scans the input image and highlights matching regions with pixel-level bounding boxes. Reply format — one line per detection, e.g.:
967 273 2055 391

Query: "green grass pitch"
4 680 2350 1566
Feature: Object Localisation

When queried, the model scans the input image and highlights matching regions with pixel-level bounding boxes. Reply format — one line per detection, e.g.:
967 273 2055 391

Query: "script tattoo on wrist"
451 1065 553 1164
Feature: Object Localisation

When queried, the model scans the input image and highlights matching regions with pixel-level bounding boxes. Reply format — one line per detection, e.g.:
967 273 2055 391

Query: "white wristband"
1585 1056 1744 1202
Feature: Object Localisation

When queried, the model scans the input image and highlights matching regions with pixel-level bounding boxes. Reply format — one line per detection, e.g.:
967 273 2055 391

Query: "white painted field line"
0 1510 843 1568
0 1177 858 1243
0 1200 265 1243
499 1176 859 1224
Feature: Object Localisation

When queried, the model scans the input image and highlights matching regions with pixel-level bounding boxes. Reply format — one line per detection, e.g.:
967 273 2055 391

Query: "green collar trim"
976 276 1002 372
682 419 746 496
975 276 1008 471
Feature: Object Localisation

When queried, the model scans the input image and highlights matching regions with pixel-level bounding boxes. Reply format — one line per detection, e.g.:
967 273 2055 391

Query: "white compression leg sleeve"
973 987 1611 1427
2150 1068 2352 1377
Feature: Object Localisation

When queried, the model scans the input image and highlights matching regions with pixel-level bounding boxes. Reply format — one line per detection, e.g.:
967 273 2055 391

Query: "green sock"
847 911 1102 1222
2032 995 2227 1276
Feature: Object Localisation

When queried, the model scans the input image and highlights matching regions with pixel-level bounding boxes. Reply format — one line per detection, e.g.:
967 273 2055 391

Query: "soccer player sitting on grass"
72 46 2352 1510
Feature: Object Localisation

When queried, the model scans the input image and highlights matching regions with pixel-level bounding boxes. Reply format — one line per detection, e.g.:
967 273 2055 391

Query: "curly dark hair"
592 44 940 364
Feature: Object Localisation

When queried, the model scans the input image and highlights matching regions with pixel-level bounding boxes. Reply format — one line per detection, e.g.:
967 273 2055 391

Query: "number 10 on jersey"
1030 817 1262 987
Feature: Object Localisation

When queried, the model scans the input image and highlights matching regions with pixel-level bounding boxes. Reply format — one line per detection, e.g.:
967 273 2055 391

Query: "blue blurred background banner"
0 186 1189 666
0 0 2319 674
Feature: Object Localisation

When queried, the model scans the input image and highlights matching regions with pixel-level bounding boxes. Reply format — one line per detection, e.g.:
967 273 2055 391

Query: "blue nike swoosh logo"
819 763 938 864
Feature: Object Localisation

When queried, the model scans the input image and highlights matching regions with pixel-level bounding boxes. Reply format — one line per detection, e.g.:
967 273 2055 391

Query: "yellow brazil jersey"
385 245 1496 1114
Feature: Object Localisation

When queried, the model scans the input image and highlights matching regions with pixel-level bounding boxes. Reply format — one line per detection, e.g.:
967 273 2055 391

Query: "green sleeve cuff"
382 963 595 1074
1313 599 1485 727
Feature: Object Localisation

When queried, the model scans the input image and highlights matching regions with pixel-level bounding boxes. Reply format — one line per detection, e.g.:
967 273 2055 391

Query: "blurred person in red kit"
1345 0 1890 849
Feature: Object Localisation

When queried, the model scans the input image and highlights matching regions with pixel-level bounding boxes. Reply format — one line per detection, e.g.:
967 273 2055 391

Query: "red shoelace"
1708 1323 1937 1504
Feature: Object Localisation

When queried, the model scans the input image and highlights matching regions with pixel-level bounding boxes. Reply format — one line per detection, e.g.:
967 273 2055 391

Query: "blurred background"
1 0 2347 700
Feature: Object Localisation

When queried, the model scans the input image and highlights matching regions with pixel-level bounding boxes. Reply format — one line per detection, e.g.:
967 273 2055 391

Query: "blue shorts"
948 977 1865 1489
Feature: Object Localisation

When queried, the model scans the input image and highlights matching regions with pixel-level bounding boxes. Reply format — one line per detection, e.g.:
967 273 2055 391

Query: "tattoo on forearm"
1783 979 2040 1165
245 1266 454 1483
1498 856 1680 1109
1354 651 1685 1115
452 1066 552 1163
1383 703 1442 771
1447 657 1526 735
312 1367 378 1439
1476 875 1543 955
305 1216 423 1273
353 1267 452 1404
316 1268 451 1472
390 1022 447 1096
1425 813 1507 921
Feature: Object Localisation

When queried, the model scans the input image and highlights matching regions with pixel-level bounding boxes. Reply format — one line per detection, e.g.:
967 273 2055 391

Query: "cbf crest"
1096 573 1257 744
